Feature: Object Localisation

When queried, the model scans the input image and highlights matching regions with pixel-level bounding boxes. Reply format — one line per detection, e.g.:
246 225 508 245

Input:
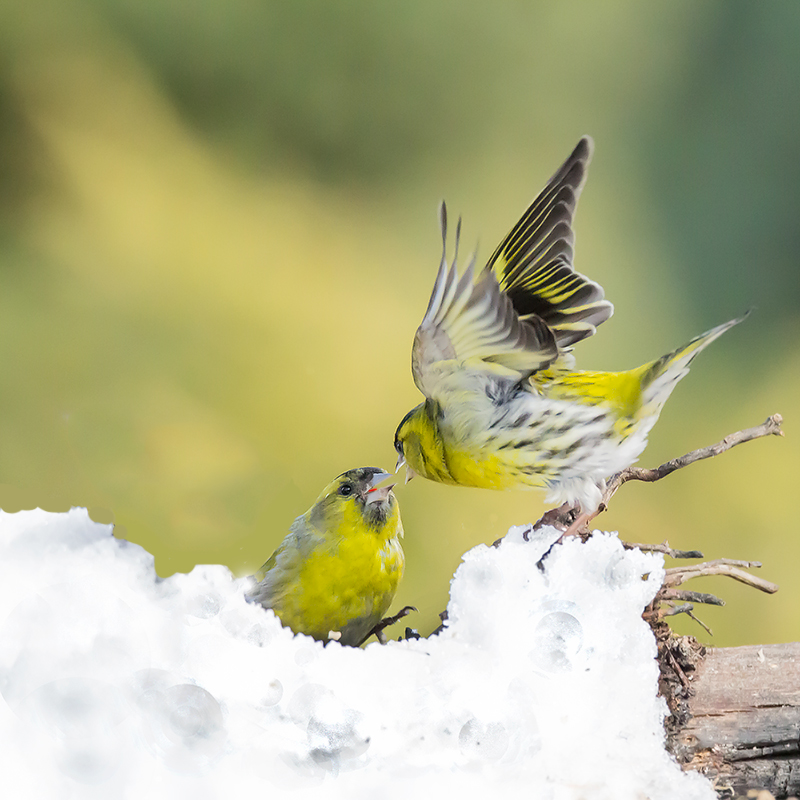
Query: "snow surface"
0 508 715 800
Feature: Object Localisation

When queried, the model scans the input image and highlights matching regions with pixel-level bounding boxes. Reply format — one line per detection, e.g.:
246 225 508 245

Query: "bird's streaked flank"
394 136 744 518
246 467 404 646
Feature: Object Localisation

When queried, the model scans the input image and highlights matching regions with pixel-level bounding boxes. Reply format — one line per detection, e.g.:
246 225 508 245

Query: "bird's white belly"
441 390 654 509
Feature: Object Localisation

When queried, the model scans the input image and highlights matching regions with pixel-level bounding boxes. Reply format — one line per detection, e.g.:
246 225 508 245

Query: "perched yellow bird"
246 467 404 646
394 136 743 518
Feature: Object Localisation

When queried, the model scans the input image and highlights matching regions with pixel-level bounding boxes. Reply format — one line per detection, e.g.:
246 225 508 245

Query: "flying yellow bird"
394 137 743 522
246 467 404 646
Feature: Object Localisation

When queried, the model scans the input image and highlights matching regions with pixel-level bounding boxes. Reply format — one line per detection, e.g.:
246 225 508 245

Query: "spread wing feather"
487 136 613 348
411 138 614 400
411 204 558 399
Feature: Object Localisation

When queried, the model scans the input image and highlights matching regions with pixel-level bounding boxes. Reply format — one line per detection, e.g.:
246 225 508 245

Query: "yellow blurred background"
0 1 797 646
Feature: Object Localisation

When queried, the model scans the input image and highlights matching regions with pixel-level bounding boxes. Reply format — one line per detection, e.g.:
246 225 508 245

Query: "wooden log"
664 640 800 799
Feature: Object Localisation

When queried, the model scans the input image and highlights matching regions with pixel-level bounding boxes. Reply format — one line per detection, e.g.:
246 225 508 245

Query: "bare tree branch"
522 415 784 539
664 560 778 594
601 414 784 508
660 589 725 606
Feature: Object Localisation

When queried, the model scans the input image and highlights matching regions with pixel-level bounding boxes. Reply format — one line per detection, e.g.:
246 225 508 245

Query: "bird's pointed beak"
365 470 396 505
395 452 416 484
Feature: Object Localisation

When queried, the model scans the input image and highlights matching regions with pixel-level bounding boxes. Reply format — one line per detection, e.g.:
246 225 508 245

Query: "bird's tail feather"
639 313 747 416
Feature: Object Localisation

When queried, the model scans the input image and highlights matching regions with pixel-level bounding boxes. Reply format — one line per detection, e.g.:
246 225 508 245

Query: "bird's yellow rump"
394 137 744 513
246 467 404 646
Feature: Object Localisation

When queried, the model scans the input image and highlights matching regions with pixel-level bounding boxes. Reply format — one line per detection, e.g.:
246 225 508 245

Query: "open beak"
395 452 417 484
365 470 396 505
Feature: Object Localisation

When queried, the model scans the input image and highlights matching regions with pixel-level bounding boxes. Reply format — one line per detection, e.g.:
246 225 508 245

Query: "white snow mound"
0 508 714 799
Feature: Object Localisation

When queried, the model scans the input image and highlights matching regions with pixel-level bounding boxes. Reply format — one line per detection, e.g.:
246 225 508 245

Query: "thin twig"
666 558 762 576
685 609 714 637
661 603 695 618
660 588 725 606
602 414 783 507
623 541 704 559
664 562 778 594
657 603 714 636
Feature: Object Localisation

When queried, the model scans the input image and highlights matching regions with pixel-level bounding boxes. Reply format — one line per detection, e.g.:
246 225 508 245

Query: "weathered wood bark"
663 640 800 799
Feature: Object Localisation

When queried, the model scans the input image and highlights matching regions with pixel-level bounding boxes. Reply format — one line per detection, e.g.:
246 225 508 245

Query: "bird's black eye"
338 484 353 497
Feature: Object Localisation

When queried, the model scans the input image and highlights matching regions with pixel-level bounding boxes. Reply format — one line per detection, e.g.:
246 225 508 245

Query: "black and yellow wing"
486 136 613 348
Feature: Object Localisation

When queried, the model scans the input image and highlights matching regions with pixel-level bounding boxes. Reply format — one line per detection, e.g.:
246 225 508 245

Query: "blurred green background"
0 0 797 646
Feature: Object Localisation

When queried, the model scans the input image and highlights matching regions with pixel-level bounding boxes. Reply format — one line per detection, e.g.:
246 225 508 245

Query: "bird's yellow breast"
275 510 404 645
398 369 652 494
398 397 552 490
442 446 540 490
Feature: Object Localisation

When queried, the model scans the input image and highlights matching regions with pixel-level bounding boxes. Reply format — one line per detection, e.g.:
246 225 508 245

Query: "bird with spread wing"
394 137 743 527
